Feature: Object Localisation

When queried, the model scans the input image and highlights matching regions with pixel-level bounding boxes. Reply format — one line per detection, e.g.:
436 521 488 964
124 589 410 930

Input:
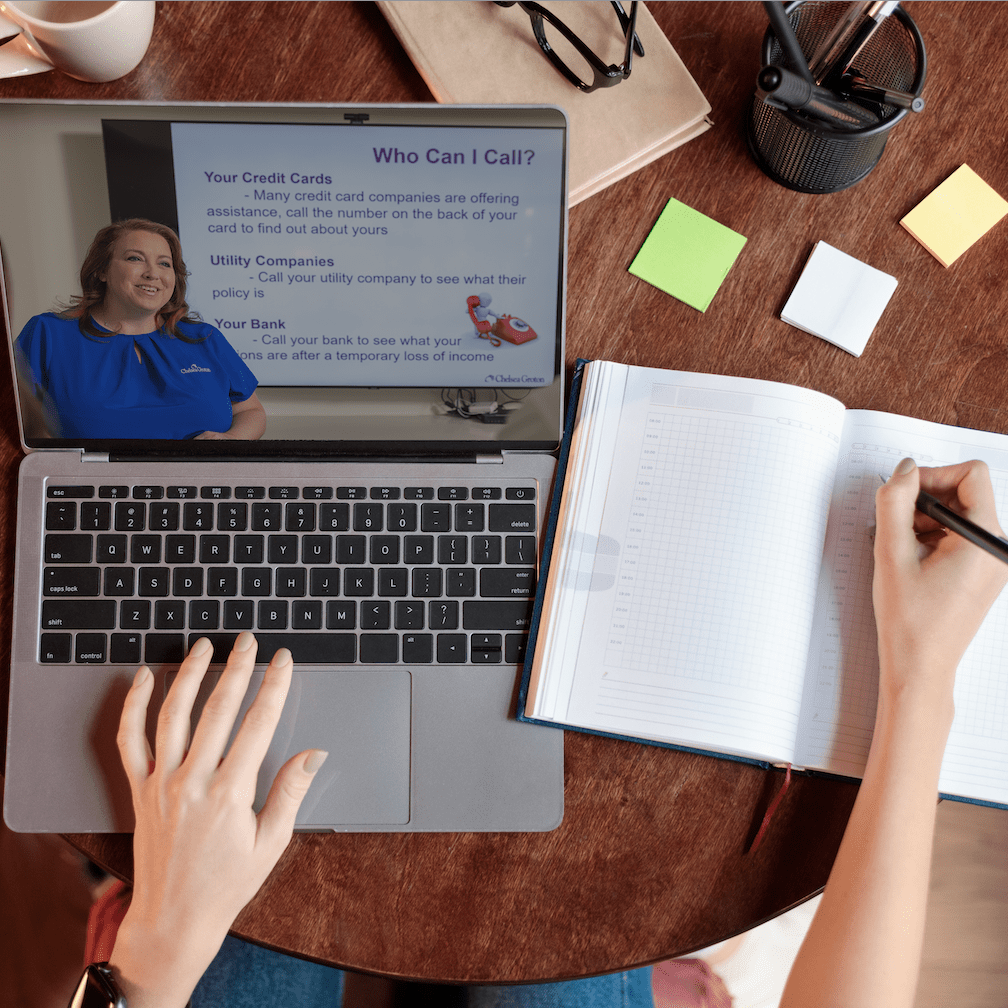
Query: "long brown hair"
61 218 204 341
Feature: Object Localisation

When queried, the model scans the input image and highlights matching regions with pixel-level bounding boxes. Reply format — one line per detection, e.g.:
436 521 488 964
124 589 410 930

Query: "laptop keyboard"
39 482 537 667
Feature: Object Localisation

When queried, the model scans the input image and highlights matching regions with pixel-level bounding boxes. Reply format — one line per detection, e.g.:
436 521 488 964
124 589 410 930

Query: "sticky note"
900 164 1008 267
780 241 897 357
628 198 747 312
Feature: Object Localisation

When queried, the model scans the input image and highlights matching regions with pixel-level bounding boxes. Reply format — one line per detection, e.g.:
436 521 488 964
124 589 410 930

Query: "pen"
878 473 1008 565
758 64 879 129
762 0 815 85
839 72 925 112
809 1 874 83
821 0 900 89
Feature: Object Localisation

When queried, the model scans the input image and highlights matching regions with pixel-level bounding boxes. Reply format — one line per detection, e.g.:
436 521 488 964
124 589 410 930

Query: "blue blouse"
15 313 258 440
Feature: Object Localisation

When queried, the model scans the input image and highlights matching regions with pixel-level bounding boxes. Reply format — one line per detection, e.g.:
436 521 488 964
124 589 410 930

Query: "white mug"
0 0 154 82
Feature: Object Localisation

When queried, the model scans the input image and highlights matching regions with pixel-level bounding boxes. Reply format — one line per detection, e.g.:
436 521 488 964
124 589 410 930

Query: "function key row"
47 501 536 535
49 484 535 501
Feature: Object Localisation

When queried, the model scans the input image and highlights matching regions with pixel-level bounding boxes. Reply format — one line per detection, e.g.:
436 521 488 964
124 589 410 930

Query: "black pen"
879 474 1008 565
758 64 879 129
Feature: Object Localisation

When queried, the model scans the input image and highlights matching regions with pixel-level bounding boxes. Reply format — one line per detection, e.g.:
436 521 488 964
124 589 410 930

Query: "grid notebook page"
796 410 1008 806
560 366 846 762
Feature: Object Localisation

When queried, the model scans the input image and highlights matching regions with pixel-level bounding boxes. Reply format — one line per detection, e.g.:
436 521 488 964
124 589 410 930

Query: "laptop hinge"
475 453 505 464
81 450 110 463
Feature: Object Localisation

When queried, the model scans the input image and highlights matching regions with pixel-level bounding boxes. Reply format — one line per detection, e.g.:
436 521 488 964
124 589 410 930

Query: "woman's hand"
108 632 327 1008
873 458 1008 709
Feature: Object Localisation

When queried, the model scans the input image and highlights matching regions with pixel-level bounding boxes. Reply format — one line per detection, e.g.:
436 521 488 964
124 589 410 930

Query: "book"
518 359 1008 810
376 1 712 206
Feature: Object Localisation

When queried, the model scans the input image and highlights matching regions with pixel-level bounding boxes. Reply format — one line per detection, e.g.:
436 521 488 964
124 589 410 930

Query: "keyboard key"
360 634 397 663
79 502 112 530
404 486 434 499
421 503 450 532
241 568 272 595
471 647 502 664
404 535 434 564
201 486 231 499
167 485 198 499
48 485 94 498
438 486 468 500
189 600 220 630
268 486 298 499
309 569 340 596
353 503 383 531
387 503 417 531
110 633 142 664
251 502 282 530
303 486 333 499
149 503 180 531
155 601 185 628
75 633 107 663
183 502 214 530
326 600 356 629
46 501 76 530
473 487 502 500
138 567 170 596
275 568 306 596
361 601 390 629
411 568 442 597
44 534 92 564
436 634 466 662
319 503 350 531
258 600 288 629
233 535 264 563
185 632 357 665
428 600 458 629
41 599 115 630
217 503 248 531
199 535 230 564
505 487 535 500
463 600 534 631
234 486 266 499
336 535 366 564
223 600 254 629
103 567 135 596
446 568 476 596
145 634 185 664
165 535 196 564
132 485 164 499
336 486 367 499
302 535 332 564
489 503 535 532
438 536 467 564
291 601 322 629
480 568 536 597
395 601 424 630
370 486 400 499
454 503 484 531
472 536 502 564
207 568 238 597
505 535 537 564
378 568 408 596
114 502 145 531
402 633 433 662
40 632 72 662
131 535 162 564
173 568 204 596
285 503 315 531
370 536 400 565
44 567 99 596
267 535 298 564
98 485 129 498
120 600 151 629
344 569 374 596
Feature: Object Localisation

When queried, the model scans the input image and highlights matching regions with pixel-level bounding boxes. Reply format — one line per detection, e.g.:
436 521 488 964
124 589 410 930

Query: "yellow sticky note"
900 164 1008 267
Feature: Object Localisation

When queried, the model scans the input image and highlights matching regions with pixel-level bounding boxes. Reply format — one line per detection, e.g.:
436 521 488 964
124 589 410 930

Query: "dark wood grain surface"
1 0 1005 985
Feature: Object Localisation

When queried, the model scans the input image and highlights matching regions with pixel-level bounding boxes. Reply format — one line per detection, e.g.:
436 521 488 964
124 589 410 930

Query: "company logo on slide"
181 363 212 374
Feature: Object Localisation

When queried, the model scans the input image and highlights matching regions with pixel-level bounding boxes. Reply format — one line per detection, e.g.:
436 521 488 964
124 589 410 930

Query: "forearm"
227 399 266 439
779 687 953 1008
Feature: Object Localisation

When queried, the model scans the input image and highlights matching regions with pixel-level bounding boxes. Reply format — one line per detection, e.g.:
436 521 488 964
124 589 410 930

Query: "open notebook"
520 360 1008 810
2 101 567 833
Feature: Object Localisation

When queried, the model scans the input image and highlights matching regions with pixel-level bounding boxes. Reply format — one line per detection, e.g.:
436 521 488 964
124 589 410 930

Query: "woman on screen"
14 218 265 440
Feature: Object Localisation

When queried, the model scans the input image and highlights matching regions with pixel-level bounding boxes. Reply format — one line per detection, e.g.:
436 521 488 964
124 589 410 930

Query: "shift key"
42 599 116 629
44 567 100 596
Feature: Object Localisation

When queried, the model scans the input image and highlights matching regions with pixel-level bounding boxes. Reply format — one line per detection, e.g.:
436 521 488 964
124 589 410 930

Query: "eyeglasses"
494 1 644 93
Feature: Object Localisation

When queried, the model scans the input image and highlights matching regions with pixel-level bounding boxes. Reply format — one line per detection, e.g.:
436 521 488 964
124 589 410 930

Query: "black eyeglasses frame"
495 1 644 94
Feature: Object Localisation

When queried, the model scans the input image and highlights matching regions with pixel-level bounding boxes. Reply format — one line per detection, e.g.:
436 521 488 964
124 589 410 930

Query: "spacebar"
190 633 356 664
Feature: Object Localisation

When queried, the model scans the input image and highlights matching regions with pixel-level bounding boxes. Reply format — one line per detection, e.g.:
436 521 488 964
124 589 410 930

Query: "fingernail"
894 457 916 477
190 637 212 657
234 631 255 652
304 750 328 773
273 647 292 665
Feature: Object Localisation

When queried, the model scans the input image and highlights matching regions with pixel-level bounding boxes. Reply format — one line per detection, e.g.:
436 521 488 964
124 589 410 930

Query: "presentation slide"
170 121 564 388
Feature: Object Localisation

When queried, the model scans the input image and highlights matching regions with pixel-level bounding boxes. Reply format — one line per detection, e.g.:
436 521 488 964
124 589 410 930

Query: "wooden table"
1 0 1005 986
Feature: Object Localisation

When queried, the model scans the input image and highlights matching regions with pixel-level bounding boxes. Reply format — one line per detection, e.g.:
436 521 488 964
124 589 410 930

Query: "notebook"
1 101 567 834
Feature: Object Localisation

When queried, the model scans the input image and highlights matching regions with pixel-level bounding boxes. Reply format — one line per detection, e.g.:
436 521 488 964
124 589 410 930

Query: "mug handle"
0 13 54 76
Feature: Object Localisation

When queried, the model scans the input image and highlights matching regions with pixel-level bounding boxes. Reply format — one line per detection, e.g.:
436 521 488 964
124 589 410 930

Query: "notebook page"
540 365 846 761
796 411 1008 806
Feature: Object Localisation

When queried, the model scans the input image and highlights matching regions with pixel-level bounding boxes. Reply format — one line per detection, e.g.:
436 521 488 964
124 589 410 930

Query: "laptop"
1 101 567 833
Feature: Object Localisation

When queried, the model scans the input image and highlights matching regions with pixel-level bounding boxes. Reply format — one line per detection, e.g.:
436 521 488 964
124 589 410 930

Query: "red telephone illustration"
491 314 537 345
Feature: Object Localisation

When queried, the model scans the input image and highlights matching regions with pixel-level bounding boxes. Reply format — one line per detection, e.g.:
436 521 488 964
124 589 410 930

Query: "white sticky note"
781 241 897 357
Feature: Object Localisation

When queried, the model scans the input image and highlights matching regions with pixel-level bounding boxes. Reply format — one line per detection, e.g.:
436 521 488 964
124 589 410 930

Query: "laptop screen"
0 103 567 458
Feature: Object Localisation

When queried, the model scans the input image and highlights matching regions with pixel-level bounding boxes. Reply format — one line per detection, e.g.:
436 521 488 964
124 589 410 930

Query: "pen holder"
747 0 926 193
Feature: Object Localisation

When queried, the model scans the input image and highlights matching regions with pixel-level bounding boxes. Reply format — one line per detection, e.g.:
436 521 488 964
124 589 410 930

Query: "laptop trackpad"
205 671 411 827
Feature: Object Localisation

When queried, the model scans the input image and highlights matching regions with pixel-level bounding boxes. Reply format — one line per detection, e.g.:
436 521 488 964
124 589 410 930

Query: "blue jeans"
190 934 655 1008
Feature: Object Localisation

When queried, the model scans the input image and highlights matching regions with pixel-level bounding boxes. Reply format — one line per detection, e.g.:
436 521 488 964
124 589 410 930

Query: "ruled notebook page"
531 363 846 763
796 410 1008 807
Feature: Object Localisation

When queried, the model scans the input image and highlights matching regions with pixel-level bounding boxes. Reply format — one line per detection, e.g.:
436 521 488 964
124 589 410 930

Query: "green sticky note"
628 198 747 312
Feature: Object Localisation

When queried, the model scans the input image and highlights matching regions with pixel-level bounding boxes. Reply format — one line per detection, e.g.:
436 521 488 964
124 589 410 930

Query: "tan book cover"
377 1 713 205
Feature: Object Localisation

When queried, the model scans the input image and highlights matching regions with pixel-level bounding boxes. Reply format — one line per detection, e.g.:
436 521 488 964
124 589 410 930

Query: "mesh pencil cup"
746 0 926 194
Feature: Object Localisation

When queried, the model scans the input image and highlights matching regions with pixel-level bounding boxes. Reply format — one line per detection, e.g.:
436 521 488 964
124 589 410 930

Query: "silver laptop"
1 101 566 833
